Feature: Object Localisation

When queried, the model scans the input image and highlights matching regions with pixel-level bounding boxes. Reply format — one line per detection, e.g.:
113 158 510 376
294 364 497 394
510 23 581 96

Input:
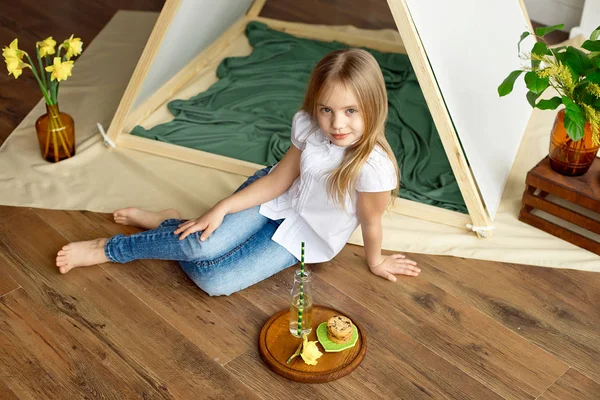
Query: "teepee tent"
104 0 535 238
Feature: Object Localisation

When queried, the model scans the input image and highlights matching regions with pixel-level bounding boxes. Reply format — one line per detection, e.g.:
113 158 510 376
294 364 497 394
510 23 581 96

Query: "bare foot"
56 238 109 274
113 207 181 230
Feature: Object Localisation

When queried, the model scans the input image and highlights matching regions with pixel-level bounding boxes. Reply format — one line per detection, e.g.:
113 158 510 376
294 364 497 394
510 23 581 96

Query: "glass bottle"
548 108 599 176
289 269 313 338
35 103 75 163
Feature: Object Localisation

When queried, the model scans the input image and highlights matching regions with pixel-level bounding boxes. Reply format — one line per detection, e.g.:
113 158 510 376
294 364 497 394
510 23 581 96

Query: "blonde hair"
301 48 400 208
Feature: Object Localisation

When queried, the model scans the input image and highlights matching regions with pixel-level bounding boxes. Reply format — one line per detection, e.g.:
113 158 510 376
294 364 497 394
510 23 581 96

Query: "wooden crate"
519 156 600 256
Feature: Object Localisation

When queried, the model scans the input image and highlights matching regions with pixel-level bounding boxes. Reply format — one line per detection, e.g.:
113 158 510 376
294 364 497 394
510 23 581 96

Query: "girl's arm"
357 191 420 281
176 145 301 241
218 144 301 215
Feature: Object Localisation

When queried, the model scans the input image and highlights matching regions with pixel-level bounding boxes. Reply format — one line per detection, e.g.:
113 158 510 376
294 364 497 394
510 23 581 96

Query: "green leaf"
592 26 600 41
531 42 551 69
550 46 567 54
532 41 551 57
518 31 530 53
582 40 600 52
555 50 567 63
525 71 549 94
535 24 564 37
565 64 580 84
574 83 592 103
536 97 562 110
565 47 593 74
498 70 523 96
587 71 600 84
562 97 586 141
526 91 542 107
548 46 567 67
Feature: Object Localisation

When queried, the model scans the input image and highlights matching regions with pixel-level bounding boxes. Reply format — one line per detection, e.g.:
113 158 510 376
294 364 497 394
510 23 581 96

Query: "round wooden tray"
258 305 366 383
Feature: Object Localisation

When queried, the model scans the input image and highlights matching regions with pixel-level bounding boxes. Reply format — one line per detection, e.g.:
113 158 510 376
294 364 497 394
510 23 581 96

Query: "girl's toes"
59 266 69 274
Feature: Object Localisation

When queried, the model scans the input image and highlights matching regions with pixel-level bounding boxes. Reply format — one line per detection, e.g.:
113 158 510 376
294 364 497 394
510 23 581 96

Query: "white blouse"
259 111 397 263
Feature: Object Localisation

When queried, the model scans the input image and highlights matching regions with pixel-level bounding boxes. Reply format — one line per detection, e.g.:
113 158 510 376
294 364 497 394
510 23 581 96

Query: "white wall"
570 0 600 38
524 0 585 30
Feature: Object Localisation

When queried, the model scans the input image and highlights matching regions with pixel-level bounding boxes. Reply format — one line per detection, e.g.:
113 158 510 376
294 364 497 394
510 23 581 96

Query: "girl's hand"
174 207 227 241
369 255 420 282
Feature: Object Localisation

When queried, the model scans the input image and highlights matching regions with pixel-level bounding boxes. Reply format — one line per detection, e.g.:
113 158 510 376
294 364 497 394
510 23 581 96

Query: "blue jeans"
104 166 298 296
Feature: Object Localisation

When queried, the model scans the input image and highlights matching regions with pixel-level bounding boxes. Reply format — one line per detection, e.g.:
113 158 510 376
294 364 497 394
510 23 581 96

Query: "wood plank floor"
2 1 598 399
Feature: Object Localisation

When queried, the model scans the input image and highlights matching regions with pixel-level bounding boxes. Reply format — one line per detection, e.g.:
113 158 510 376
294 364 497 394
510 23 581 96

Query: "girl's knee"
180 263 237 296
179 234 232 263
178 234 217 261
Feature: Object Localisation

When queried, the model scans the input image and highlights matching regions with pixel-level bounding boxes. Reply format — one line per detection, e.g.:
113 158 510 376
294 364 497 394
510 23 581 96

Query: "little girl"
56 48 420 296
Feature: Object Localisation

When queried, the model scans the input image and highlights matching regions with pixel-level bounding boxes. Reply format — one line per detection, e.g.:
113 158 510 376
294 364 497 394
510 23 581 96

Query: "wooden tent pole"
106 0 182 144
246 0 267 17
386 0 494 237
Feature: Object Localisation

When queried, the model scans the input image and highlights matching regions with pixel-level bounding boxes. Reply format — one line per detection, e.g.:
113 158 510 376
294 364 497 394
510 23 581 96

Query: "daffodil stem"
36 48 48 92
286 340 303 364
45 55 53 101
25 53 52 105
54 81 60 104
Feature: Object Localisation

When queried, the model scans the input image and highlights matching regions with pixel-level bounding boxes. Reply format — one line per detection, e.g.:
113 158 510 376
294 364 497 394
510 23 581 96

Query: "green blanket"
132 22 467 213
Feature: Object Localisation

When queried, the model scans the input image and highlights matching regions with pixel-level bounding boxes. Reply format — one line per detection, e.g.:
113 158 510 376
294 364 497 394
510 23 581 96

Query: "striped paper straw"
297 241 305 337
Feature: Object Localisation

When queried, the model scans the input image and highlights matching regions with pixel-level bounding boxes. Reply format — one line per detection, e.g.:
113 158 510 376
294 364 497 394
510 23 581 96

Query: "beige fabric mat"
0 11 598 272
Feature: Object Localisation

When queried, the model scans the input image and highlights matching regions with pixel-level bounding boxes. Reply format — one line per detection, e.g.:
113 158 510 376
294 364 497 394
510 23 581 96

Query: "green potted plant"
498 24 600 176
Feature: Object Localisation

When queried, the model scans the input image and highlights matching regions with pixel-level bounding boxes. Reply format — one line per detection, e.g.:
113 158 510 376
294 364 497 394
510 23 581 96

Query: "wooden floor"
1 1 599 399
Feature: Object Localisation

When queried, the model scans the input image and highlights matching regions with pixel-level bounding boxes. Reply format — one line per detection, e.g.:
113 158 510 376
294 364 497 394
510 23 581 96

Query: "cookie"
327 315 353 344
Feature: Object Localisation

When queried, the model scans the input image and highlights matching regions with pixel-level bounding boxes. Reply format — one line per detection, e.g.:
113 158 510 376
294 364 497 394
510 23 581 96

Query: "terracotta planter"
35 103 75 163
548 109 599 176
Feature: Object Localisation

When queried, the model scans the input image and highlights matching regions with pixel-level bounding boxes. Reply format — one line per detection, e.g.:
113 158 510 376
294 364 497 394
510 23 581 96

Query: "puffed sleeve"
356 150 398 192
290 111 313 150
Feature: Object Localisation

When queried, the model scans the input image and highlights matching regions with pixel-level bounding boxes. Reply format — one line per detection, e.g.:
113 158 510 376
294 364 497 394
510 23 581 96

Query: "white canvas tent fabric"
0 11 598 272
404 0 534 219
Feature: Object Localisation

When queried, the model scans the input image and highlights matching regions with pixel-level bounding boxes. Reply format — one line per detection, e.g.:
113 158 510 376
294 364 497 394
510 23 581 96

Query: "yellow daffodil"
45 57 74 82
61 34 83 60
300 334 323 365
36 37 56 57
5 58 30 79
2 39 27 61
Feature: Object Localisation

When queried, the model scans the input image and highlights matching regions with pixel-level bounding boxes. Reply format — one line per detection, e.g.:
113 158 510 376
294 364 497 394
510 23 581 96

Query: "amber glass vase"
548 109 599 176
35 103 75 162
